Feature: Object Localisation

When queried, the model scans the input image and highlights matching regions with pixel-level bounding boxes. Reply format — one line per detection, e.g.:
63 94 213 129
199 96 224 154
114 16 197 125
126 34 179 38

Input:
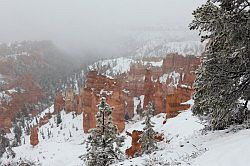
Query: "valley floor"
1 106 250 166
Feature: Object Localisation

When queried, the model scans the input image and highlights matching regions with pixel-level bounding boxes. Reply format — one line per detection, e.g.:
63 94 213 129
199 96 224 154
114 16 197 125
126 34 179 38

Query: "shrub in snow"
143 155 170 166
0 158 40 166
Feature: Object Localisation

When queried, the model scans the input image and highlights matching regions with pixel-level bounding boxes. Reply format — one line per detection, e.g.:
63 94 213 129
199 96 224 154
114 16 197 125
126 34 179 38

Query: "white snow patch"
0 91 12 103
143 60 163 67
88 57 135 76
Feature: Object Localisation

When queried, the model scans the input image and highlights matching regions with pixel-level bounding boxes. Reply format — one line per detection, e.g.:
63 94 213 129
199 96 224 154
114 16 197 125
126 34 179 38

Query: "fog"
0 0 205 58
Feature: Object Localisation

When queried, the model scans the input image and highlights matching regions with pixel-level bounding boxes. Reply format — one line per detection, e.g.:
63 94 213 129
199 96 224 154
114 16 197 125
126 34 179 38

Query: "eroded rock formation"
0 75 44 132
54 53 200 134
81 72 128 133
30 127 39 147
125 130 143 158
125 130 164 158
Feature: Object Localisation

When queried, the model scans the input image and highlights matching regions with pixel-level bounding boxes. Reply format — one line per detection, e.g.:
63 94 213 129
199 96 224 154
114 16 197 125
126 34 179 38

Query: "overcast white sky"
0 0 205 57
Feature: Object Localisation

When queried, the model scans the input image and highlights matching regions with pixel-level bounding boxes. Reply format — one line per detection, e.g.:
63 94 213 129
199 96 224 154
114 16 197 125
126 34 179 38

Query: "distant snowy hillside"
133 40 204 58
2 103 250 166
123 29 205 58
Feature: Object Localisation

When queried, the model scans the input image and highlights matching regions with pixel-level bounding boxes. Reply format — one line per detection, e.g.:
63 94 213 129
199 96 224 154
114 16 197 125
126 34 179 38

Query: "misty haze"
0 0 249 166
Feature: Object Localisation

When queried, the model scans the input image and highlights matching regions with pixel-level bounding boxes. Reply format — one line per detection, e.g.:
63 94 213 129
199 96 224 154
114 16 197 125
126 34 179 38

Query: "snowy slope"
2 104 250 166
192 129 250 166
2 108 87 166
118 110 250 166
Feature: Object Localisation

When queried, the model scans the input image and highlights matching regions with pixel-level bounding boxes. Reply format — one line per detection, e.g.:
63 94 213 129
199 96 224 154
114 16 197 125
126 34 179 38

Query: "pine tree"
84 97 124 166
139 102 157 155
25 123 30 135
190 0 250 130
0 129 10 158
56 112 62 127
13 123 22 146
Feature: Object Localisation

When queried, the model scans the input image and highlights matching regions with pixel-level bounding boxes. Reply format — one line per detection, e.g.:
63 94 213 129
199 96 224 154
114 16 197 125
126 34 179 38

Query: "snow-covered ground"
1 104 250 166
3 109 86 166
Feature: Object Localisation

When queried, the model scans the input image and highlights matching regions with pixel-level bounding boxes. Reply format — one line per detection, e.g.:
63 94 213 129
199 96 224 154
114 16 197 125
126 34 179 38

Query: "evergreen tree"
84 97 124 166
56 112 62 127
25 123 31 135
13 122 22 146
0 129 10 158
0 129 12 158
139 102 157 155
190 0 250 130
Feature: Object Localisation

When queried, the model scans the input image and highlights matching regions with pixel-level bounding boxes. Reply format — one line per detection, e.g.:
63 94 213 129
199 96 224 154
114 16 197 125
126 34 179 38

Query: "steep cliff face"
165 86 193 118
82 87 98 133
107 90 125 132
0 75 44 132
81 72 127 133
162 54 200 86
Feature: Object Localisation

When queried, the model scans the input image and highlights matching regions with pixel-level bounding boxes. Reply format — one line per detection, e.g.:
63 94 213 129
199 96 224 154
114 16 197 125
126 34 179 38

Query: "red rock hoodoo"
125 130 143 158
30 127 39 147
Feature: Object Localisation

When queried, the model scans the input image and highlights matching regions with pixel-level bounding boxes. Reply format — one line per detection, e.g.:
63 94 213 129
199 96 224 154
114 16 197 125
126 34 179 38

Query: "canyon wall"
0 41 82 133
54 53 200 133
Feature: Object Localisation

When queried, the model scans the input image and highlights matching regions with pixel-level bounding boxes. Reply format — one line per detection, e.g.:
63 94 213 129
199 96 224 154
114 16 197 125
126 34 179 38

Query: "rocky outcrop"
0 75 44 132
162 54 200 86
125 130 143 158
30 127 39 147
81 72 127 133
125 130 164 158
165 86 193 118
